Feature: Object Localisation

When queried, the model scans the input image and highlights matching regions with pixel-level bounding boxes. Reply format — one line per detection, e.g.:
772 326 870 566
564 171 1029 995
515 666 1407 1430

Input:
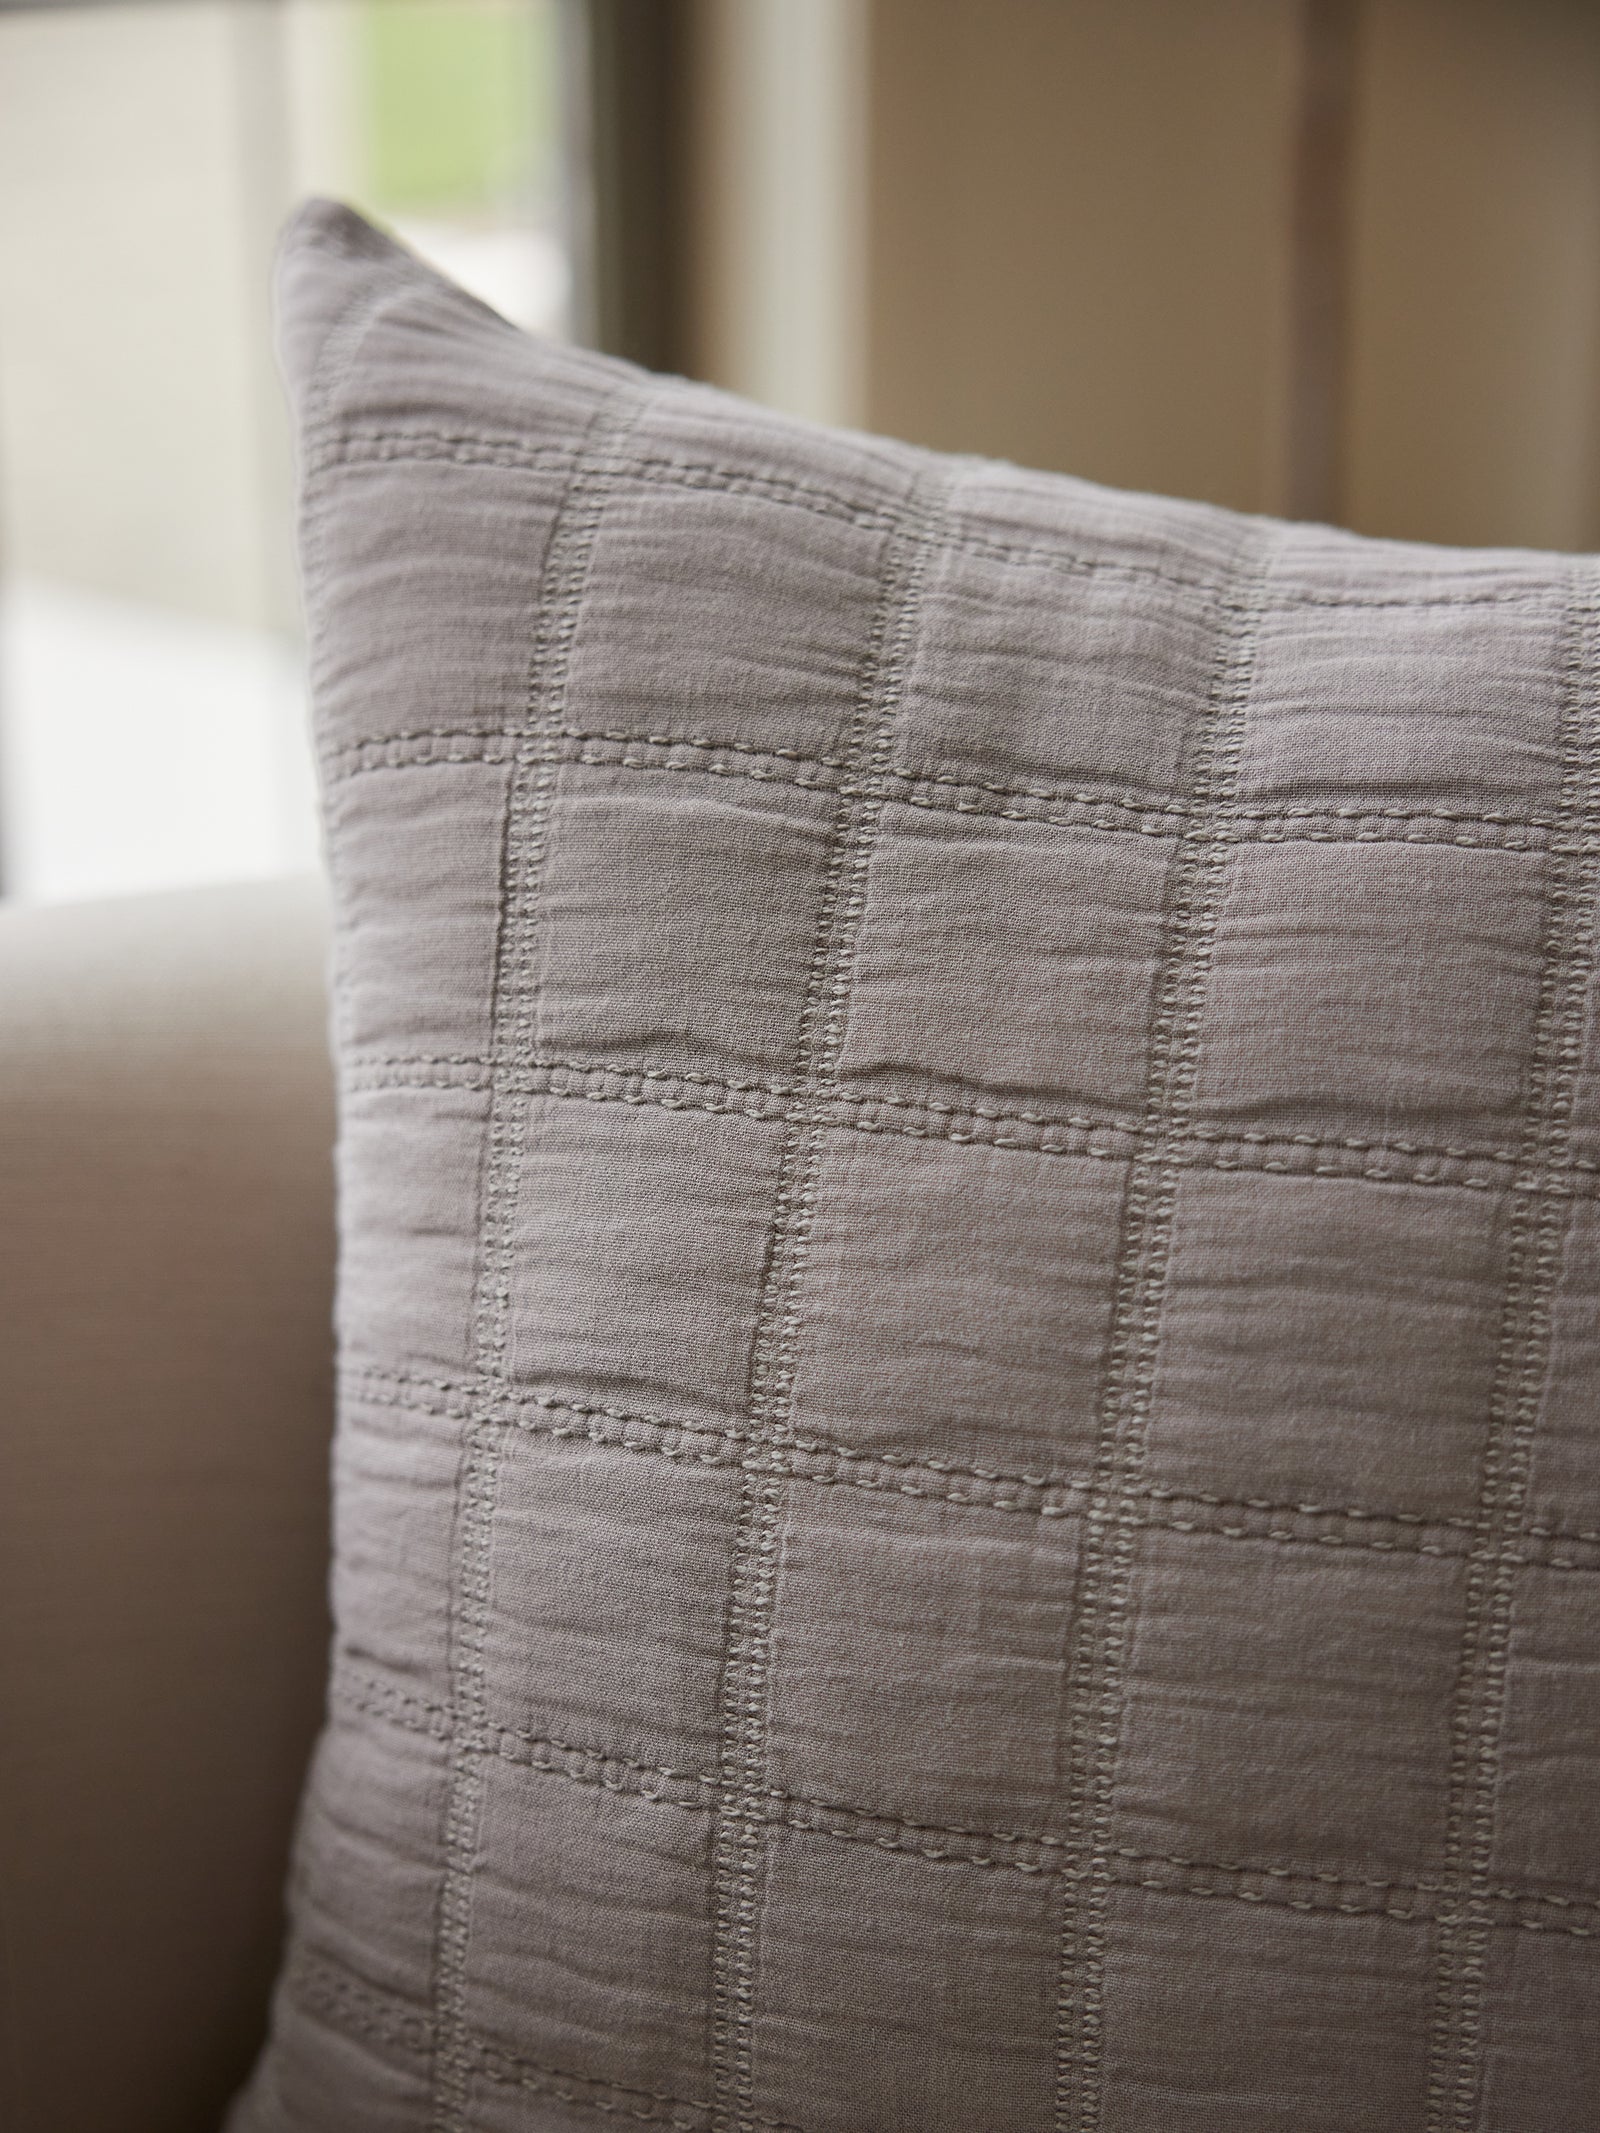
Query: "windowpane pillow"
234 199 1600 2133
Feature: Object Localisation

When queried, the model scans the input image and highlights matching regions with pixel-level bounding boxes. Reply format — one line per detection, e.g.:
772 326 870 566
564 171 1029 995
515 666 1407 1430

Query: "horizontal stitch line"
347 1044 1598 1173
339 1052 1600 1197
290 1965 433 2058
305 428 1561 612
475 2045 798 2132
317 723 1574 854
344 1059 1132 1158
320 749 1561 853
323 717 1577 836
329 1665 1600 1931
350 1048 1133 1131
547 727 1583 839
899 787 1551 852
337 1365 1600 1565
343 1659 720 1796
330 1665 454 1738
304 430 571 478
288 1948 792 2131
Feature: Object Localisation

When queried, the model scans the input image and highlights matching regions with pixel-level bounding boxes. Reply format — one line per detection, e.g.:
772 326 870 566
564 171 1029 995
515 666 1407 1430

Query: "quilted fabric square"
234 201 1600 2133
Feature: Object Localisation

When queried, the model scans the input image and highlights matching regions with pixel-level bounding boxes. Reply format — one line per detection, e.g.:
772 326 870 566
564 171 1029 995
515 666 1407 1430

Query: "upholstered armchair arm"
0 879 337 2133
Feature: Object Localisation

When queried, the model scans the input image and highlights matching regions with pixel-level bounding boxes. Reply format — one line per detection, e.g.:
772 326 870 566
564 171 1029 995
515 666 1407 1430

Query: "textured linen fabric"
236 199 1600 2133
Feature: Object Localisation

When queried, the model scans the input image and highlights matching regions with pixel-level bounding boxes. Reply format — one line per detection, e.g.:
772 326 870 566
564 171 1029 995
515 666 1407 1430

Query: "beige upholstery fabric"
0 879 335 2133
238 200 1600 2132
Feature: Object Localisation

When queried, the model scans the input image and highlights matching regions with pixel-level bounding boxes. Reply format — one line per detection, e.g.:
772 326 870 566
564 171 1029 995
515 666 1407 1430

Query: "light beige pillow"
235 199 1600 2133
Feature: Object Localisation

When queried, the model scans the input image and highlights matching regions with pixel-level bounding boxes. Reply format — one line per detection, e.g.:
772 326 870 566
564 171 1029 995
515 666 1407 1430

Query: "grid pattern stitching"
332 1660 1600 1935
284 234 1600 2128
1425 567 1600 2130
319 721 1576 854
304 422 1555 613
292 1947 800 2133
1054 529 1273 2132
341 1364 1600 1572
427 390 646 2131
709 476 942 2133
341 1050 1600 1197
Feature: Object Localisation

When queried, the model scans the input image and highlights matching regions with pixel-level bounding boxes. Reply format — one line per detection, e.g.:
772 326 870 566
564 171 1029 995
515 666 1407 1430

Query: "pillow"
235 199 1600 2133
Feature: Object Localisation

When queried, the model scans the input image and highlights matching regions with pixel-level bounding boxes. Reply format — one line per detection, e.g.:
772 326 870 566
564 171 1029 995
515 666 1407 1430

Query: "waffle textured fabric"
236 201 1600 2133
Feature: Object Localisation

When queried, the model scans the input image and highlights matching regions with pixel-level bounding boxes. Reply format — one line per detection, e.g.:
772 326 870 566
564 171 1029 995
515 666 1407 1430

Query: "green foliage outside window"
359 0 554 220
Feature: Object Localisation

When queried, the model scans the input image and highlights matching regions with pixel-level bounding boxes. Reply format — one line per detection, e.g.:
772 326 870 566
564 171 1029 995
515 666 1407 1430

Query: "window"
0 0 566 903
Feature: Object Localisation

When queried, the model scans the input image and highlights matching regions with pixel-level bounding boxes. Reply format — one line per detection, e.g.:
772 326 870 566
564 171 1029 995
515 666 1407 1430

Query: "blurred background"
2 0 1599 905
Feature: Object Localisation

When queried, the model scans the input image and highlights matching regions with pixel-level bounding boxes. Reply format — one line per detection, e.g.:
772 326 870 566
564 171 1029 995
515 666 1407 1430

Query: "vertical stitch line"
1052 531 1275 2133
1426 570 1600 2133
709 473 942 2133
429 392 644 2131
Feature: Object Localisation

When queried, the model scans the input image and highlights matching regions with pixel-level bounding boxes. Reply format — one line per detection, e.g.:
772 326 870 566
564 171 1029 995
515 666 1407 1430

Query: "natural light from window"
0 0 566 904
